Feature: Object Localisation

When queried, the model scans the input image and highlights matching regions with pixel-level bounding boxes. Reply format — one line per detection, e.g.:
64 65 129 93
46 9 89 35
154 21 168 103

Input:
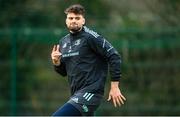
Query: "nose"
72 18 77 22
71 20 77 25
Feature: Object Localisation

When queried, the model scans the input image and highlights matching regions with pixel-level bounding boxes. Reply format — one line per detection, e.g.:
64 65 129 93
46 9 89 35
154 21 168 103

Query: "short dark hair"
64 4 85 16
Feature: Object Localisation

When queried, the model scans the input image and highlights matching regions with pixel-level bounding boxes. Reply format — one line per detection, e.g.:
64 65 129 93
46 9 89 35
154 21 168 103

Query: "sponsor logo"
71 97 79 103
62 52 79 58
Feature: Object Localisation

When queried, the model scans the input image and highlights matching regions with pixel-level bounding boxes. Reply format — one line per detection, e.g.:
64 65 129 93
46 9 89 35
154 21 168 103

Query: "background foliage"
0 0 180 115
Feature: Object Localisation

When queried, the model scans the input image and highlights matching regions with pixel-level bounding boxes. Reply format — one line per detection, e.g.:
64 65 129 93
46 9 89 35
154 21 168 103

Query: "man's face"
66 13 85 32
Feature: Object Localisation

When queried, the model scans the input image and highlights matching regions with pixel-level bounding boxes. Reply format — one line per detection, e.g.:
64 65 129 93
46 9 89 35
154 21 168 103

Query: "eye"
75 17 80 20
68 17 73 20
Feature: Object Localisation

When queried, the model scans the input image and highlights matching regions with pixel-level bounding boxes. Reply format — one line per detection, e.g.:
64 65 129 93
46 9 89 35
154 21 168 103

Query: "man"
51 4 126 116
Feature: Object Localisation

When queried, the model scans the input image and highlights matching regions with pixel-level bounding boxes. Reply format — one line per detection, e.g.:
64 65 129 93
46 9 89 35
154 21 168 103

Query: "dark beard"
70 27 81 33
68 24 82 33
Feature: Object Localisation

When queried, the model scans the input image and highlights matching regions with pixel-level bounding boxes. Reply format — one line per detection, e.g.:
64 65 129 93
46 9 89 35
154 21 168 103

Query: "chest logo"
74 39 81 46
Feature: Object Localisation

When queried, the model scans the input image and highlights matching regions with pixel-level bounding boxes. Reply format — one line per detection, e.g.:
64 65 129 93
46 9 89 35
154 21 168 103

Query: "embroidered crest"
74 39 81 46
82 104 88 112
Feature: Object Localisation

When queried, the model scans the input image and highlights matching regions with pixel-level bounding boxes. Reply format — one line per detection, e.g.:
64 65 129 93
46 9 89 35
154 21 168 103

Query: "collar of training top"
70 27 84 36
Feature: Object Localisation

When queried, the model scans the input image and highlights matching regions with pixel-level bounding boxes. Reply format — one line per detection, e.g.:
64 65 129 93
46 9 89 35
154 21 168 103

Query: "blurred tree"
144 0 180 27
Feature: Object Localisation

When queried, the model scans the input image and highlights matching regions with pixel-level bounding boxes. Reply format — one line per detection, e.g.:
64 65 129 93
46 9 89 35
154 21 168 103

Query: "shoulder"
62 33 70 41
59 34 70 43
83 26 105 45
83 26 101 39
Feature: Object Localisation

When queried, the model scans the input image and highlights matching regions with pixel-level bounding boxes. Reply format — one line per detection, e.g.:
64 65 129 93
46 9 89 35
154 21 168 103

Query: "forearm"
54 63 67 76
109 54 121 81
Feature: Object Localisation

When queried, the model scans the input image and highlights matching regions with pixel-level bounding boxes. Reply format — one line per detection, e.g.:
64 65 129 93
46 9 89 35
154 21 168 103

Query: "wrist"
111 81 119 89
54 63 61 66
52 59 61 66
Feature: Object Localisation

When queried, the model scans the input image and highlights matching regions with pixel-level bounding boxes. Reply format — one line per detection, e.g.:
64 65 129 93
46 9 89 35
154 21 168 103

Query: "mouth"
70 23 78 26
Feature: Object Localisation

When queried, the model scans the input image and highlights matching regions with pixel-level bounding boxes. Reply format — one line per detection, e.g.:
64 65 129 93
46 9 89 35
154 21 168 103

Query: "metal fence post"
10 29 17 115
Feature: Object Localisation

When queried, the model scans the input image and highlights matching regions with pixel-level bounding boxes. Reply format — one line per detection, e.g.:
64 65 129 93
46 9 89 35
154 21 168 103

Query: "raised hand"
51 45 62 65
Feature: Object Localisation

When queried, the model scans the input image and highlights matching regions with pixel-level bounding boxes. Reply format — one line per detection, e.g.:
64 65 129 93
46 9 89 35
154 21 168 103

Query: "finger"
118 96 124 105
52 45 56 52
56 45 60 52
53 53 62 57
115 97 121 107
112 97 117 107
51 52 62 59
52 53 62 59
107 95 111 101
120 94 126 101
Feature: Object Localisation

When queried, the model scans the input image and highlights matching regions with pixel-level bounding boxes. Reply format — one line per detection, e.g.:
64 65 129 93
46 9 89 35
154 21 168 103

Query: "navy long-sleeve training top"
54 26 122 96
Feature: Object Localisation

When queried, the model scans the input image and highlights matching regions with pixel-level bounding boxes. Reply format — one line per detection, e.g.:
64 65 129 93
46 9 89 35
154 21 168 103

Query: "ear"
82 18 85 25
65 18 68 25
